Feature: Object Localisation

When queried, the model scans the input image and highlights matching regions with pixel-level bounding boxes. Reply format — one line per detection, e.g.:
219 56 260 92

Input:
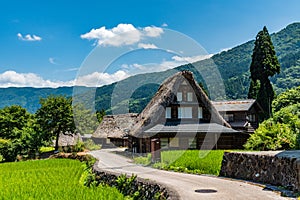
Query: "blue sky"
0 0 299 87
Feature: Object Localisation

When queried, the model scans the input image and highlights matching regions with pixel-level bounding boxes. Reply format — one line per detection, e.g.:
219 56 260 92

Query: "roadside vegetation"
0 159 125 199
245 86 300 150
135 150 224 176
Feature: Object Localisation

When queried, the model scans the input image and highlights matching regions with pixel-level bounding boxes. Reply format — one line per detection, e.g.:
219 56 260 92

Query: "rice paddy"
0 159 125 200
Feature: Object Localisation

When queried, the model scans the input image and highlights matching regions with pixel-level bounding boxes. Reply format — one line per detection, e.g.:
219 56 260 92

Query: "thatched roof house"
92 113 138 147
93 113 138 139
57 133 82 147
130 70 231 138
93 71 252 152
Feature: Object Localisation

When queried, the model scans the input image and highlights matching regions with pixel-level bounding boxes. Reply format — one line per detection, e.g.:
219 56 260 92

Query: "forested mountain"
1 22 299 114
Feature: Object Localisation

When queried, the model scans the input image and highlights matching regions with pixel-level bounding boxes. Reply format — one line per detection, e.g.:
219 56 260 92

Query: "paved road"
89 149 291 200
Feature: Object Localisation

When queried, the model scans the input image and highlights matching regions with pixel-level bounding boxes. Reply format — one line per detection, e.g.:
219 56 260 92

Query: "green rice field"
135 150 224 175
0 159 125 200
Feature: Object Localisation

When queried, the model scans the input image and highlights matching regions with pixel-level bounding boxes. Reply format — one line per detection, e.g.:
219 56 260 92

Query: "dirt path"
89 149 292 200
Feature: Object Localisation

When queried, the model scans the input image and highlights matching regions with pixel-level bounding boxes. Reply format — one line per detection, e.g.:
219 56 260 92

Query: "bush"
272 86 300 112
245 103 300 150
0 138 18 162
84 139 101 151
73 140 85 152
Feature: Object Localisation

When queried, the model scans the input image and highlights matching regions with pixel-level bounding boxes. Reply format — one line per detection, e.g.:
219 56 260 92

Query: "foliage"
0 105 44 162
272 86 300 112
133 154 151 166
0 159 125 199
73 140 85 152
39 146 55 153
115 174 138 197
84 139 101 151
248 79 260 99
36 95 75 151
0 138 17 162
0 105 32 139
73 103 99 135
244 104 300 150
249 26 280 119
96 109 106 123
135 150 224 176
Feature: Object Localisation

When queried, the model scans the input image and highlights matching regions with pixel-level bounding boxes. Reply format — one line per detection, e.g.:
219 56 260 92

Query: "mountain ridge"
1 22 299 113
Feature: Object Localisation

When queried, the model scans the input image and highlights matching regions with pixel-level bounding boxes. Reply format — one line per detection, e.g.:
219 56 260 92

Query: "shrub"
84 139 101 150
245 103 300 150
73 140 85 152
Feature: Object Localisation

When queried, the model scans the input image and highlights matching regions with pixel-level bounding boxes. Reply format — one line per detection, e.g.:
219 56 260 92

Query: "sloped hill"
0 23 299 113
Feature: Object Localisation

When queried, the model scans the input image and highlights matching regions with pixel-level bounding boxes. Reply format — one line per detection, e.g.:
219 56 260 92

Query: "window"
198 107 203 119
187 92 193 101
165 107 171 119
177 92 182 101
160 138 168 148
178 107 192 118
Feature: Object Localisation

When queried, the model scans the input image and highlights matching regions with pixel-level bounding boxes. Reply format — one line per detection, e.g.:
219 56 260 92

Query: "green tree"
0 105 43 162
73 103 99 135
249 26 280 119
247 80 260 99
272 86 300 112
0 105 31 139
36 95 75 151
96 109 106 123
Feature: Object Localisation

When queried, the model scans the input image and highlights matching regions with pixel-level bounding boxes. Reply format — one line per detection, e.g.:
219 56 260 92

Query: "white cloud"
81 24 163 47
172 54 213 63
143 26 163 37
137 43 158 49
0 71 73 88
161 23 168 27
49 57 58 65
75 70 129 87
17 33 42 41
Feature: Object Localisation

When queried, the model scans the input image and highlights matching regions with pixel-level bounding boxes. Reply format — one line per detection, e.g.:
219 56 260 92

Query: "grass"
0 159 125 200
134 150 224 176
39 146 55 153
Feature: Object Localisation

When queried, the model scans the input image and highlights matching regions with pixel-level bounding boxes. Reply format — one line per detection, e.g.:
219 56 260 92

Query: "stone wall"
220 151 300 192
92 161 179 200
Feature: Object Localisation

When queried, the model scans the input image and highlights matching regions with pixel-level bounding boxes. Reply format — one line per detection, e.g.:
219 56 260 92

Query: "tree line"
0 95 104 162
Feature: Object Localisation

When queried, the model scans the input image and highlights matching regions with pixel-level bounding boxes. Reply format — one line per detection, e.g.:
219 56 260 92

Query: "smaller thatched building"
92 113 138 147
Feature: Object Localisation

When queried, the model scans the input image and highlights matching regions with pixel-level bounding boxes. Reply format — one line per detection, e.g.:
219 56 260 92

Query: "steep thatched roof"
57 133 82 146
93 113 138 139
130 71 231 138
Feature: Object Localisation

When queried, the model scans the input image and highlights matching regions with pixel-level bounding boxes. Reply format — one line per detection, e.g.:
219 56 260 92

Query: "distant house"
92 113 138 147
212 100 263 133
57 133 82 147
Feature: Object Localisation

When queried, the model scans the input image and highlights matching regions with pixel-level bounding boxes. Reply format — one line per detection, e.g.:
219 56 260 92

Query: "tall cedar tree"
36 96 75 151
249 26 280 119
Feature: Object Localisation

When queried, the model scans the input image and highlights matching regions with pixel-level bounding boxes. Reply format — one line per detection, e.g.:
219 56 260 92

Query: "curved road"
89 149 290 200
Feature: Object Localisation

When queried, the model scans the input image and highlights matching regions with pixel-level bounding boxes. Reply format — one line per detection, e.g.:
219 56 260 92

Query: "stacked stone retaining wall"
92 161 179 200
220 151 300 192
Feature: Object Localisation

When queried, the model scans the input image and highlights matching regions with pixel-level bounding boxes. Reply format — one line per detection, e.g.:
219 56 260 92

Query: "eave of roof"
212 99 256 112
144 123 239 134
